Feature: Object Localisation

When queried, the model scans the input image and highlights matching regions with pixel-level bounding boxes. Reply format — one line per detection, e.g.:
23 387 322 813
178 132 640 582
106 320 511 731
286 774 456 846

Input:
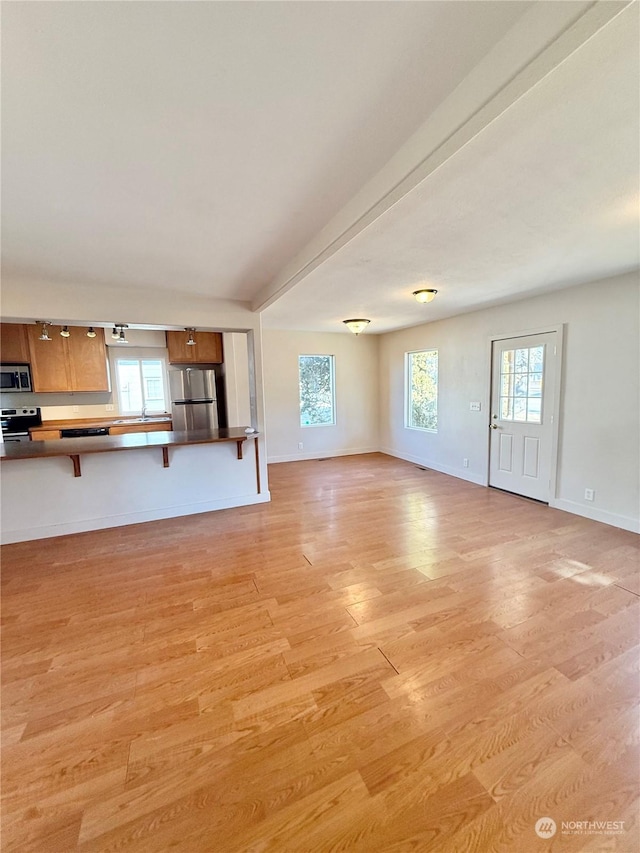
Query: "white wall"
223 333 252 428
379 272 640 533
262 329 379 462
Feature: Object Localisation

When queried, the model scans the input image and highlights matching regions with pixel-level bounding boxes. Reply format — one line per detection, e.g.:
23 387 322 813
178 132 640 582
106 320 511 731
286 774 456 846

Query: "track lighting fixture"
36 321 51 341
86 327 97 338
113 323 129 344
186 328 196 346
60 326 71 338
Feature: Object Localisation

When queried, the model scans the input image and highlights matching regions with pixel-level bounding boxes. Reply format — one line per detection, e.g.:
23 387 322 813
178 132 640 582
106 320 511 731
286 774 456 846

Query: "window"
406 349 438 431
115 357 168 414
499 344 544 423
299 355 335 427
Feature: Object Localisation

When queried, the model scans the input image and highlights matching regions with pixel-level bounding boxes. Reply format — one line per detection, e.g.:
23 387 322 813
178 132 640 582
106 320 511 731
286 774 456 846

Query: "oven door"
2 432 31 444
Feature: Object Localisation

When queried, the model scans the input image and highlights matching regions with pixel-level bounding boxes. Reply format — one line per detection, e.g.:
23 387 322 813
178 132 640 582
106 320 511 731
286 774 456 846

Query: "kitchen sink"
113 417 172 424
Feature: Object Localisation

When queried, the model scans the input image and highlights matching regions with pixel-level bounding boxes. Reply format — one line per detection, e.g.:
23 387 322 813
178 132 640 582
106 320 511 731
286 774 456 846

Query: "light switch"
470 401 481 412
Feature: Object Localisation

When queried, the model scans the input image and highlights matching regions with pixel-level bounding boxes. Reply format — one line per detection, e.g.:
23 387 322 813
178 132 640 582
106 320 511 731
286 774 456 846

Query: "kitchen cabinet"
0 324 30 363
30 428 61 441
31 420 171 440
109 422 172 436
27 326 110 393
166 331 223 364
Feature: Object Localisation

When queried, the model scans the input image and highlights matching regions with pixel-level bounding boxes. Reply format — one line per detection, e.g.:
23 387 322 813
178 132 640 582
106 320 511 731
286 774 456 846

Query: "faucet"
142 405 148 420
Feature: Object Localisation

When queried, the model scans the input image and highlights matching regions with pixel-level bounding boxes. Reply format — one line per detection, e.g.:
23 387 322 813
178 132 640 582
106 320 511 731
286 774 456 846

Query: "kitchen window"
406 349 438 431
114 356 168 415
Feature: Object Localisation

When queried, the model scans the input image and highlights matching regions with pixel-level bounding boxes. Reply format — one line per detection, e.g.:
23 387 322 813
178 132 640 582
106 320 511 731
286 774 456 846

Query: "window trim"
405 348 439 433
298 353 336 428
111 347 170 415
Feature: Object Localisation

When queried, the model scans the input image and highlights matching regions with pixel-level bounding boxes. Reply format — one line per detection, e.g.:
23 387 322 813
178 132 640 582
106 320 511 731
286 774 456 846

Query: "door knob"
489 423 498 429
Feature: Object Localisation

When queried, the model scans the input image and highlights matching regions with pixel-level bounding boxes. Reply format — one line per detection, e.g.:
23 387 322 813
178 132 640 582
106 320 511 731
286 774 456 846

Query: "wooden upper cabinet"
0 324 30 363
166 331 223 364
27 325 71 392
27 325 110 393
67 328 110 391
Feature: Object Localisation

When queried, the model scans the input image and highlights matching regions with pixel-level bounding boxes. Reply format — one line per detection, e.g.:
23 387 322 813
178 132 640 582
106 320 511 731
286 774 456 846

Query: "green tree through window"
299 355 335 426
407 350 438 430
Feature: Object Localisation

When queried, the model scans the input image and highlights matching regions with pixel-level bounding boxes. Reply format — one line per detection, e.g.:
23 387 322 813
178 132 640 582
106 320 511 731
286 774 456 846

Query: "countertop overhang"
1 428 259 479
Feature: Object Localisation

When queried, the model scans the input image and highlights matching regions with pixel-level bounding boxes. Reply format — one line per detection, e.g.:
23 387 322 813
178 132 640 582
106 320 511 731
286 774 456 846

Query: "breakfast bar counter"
1 427 267 544
1 427 258 474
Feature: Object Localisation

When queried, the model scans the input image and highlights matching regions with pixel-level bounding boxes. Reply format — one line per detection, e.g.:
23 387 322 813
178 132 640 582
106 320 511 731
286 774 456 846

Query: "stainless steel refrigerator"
169 368 219 432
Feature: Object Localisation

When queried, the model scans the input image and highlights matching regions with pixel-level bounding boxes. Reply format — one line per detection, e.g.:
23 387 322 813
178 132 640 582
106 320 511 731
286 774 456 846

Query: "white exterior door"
489 332 557 502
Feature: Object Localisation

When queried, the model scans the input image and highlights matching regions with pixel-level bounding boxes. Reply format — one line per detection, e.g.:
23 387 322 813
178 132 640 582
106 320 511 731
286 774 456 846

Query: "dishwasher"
59 427 110 438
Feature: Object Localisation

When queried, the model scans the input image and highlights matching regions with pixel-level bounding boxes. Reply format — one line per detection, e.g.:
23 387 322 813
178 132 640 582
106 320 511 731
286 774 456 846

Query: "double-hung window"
114 352 168 415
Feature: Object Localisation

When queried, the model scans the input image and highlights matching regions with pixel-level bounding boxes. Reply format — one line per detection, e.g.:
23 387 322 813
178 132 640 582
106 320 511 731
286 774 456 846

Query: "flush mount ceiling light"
185 327 196 346
36 321 51 341
60 325 71 338
343 319 370 336
413 289 438 304
113 323 129 344
86 327 97 338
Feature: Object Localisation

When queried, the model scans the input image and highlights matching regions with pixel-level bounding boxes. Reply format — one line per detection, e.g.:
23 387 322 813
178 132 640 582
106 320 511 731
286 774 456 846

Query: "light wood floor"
2 453 638 852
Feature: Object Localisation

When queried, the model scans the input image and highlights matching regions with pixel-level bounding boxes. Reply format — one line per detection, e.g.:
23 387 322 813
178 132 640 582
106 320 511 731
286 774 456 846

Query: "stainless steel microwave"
0 364 32 393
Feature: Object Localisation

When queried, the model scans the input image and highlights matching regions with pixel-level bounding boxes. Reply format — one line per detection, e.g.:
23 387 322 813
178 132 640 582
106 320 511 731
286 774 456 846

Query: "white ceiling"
263 5 640 332
2 2 638 333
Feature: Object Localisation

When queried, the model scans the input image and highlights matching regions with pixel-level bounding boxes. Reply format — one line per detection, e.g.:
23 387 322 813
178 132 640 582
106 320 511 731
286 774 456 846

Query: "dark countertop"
1 428 258 461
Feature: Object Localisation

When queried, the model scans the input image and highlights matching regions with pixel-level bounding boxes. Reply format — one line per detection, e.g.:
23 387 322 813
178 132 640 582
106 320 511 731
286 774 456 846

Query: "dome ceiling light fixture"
413 289 438 304
343 319 370 336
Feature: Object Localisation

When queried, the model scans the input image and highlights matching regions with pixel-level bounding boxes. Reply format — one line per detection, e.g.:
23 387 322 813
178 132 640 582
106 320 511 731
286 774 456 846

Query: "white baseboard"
551 498 640 534
1 492 272 544
268 447 380 464
380 447 487 486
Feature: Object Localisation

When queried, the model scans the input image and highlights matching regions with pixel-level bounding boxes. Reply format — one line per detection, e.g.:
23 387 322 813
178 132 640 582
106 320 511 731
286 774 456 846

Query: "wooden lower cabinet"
30 422 171 441
30 428 62 441
109 423 172 436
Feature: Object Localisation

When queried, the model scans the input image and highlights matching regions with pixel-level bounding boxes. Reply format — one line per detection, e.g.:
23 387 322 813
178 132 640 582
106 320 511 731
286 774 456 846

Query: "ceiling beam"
251 0 632 313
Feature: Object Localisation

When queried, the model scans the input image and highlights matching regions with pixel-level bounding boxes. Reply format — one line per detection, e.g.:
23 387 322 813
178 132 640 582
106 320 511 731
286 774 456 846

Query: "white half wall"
262 329 379 462
1 442 267 544
379 272 640 533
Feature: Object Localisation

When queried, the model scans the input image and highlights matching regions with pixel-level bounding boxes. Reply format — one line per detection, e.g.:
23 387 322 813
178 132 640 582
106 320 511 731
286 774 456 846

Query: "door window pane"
498 344 545 424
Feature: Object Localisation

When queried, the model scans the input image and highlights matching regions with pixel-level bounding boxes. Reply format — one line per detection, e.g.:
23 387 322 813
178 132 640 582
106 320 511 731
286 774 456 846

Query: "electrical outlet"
584 488 595 502
105 404 114 412
463 458 469 468
298 442 303 450
72 405 79 413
